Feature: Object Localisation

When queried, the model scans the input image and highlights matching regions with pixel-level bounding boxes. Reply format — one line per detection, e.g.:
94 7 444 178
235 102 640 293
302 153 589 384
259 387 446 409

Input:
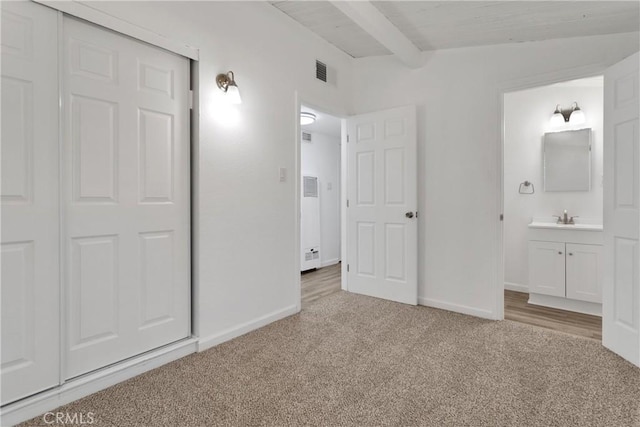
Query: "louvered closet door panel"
0 1 60 405
63 17 190 379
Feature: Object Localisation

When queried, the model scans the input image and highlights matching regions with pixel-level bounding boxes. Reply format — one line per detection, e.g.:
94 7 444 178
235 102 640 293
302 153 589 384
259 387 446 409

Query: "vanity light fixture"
216 71 242 104
569 102 585 125
550 105 565 127
300 112 316 125
550 102 586 126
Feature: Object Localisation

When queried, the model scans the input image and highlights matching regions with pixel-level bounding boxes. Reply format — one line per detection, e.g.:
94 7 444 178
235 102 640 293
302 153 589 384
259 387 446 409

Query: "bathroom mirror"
543 128 591 192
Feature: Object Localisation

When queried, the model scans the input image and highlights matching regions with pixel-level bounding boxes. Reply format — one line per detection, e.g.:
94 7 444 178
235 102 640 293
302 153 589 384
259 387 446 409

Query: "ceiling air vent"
302 132 312 142
316 60 327 83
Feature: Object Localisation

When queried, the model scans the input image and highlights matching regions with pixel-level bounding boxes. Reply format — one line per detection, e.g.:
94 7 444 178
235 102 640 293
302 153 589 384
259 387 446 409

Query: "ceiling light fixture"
549 101 585 126
216 71 242 104
300 112 316 125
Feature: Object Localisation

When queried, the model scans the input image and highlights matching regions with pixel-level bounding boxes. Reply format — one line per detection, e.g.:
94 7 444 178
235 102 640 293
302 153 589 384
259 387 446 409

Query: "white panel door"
346 105 417 304
528 241 566 297
566 243 603 304
63 17 190 379
603 52 640 367
1 1 60 405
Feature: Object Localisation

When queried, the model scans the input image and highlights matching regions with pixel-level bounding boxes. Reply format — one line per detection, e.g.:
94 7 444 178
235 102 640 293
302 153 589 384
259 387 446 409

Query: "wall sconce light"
550 102 585 126
300 112 316 125
216 71 242 104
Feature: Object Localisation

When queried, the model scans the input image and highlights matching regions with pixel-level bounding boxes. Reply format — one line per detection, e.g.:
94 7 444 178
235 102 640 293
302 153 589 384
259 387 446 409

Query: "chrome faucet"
554 210 578 225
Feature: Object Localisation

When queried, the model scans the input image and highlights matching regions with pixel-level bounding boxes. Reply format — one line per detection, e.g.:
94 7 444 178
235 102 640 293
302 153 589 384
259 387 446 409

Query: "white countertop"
528 217 603 232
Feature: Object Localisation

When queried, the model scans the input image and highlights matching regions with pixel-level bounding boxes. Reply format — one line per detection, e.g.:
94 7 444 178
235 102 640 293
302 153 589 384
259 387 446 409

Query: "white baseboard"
418 297 495 320
1 338 197 427
197 305 299 352
321 258 340 268
504 282 529 293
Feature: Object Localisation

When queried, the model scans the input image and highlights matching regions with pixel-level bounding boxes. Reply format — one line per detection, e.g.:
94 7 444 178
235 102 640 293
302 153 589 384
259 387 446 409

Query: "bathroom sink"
528 220 603 231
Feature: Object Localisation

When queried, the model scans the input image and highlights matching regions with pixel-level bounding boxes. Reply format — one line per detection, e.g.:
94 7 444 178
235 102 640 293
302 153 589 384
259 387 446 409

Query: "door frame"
294 93 348 311
496 63 612 320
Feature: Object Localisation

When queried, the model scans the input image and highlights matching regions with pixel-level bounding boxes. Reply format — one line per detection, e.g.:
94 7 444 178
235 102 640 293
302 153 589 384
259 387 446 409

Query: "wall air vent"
316 60 327 82
303 176 318 197
302 132 312 142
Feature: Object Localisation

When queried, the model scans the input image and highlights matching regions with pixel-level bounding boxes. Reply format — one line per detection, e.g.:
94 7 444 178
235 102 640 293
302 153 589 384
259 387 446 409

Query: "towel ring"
519 181 534 194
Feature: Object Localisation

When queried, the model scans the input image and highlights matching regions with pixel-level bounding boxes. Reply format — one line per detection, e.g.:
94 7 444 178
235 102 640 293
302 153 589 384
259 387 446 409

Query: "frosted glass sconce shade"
216 71 242 104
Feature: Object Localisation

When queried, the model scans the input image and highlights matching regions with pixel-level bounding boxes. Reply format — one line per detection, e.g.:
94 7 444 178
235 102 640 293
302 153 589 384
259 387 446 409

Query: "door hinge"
500 214 504 221
188 90 194 109
416 211 419 218
347 135 350 142
347 264 350 272
347 199 349 208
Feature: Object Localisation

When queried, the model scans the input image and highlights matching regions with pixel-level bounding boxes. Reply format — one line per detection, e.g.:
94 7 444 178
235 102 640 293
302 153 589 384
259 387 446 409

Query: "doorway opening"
502 76 604 340
299 104 343 307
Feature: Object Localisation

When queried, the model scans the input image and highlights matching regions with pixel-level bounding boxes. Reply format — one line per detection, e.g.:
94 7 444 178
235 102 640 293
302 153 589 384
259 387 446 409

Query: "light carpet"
19 291 640 426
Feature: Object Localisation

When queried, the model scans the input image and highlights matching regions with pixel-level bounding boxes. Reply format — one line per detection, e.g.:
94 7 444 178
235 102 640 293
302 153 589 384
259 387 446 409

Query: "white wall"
301 131 341 267
351 33 639 318
504 81 604 290
77 1 354 346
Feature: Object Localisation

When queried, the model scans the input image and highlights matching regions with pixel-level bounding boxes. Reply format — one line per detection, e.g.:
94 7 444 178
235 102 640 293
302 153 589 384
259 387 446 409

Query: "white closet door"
1 1 60 405
63 17 191 379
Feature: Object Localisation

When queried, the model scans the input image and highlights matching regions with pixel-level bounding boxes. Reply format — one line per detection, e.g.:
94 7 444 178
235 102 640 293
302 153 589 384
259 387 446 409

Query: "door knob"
405 212 414 218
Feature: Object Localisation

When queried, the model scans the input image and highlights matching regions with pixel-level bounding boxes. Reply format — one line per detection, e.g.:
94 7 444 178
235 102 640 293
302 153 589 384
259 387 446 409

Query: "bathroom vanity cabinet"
527 221 603 315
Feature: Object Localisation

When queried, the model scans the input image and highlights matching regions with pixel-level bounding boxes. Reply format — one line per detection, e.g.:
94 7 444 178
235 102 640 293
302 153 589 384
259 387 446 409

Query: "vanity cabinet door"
528 241 566 297
566 243 603 303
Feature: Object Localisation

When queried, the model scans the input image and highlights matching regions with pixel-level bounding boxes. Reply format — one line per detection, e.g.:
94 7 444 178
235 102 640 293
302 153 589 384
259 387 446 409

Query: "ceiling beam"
329 0 424 68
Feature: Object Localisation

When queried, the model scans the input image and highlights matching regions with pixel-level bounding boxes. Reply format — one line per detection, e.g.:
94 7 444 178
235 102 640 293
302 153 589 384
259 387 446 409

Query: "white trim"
321 258 340 268
504 282 529 293
340 118 348 291
418 297 496 320
528 293 602 317
197 305 299 352
0 339 197 427
190 62 201 338
294 92 303 313
34 0 199 60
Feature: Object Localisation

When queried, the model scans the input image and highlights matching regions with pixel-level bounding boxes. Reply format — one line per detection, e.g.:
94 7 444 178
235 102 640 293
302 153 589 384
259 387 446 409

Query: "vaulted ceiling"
270 1 640 62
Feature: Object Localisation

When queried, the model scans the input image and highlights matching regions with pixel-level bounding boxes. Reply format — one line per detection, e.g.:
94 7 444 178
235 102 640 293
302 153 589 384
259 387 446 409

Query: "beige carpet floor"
19 291 640 427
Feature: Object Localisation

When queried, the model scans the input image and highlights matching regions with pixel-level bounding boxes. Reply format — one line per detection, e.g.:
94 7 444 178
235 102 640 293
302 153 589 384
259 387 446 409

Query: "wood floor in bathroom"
504 290 601 340
300 264 601 340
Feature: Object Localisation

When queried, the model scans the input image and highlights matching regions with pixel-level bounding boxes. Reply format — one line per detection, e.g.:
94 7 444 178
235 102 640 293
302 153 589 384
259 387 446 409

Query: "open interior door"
346 105 417 305
603 51 640 367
